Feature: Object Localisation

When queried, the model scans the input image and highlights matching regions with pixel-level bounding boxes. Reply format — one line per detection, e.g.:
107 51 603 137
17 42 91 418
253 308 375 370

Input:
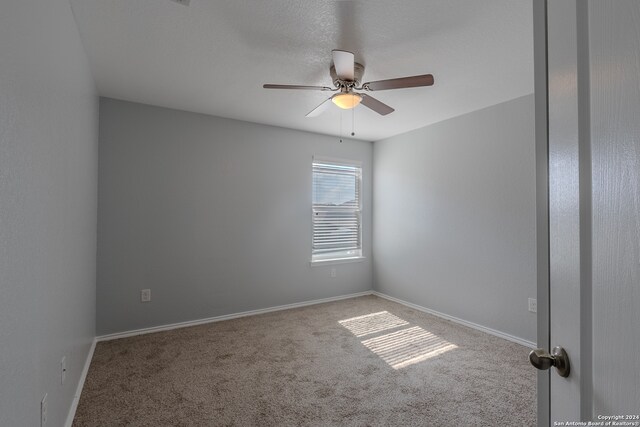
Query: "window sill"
309 256 366 266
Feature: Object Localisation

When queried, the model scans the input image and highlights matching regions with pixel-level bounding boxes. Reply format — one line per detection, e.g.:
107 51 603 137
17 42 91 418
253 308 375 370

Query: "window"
312 157 362 262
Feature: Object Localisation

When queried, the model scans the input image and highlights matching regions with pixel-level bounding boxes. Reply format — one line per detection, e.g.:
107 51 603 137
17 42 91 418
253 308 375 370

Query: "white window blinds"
312 159 362 258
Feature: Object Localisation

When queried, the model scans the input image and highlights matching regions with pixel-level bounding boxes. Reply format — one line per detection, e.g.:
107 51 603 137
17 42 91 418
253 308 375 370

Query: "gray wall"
0 0 98 425
97 98 373 335
373 94 536 343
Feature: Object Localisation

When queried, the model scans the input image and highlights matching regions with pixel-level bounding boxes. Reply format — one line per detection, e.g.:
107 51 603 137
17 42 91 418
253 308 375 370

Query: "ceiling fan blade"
363 74 434 91
306 97 333 117
360 94 395 115
332 50 355 81
263 84 334 91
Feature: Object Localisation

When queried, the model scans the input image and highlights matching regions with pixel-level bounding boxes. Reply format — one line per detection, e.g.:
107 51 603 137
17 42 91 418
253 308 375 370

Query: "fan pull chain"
339 110 343 143
351 106 355 137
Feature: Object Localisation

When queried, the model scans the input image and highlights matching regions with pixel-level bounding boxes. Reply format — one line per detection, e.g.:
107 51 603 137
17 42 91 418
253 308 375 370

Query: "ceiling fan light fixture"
332 93 362 109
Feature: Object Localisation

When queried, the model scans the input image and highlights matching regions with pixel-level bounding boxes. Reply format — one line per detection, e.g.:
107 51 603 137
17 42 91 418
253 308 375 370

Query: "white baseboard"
96 291 374 342
372 291 536 348
65 337 97 427
96 289 535 346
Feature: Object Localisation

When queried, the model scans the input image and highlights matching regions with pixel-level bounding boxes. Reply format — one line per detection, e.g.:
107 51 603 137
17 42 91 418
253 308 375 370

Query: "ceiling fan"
263 50 434 117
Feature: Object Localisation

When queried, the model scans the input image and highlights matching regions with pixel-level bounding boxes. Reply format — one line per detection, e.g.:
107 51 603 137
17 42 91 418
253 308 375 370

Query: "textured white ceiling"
69 0 533 141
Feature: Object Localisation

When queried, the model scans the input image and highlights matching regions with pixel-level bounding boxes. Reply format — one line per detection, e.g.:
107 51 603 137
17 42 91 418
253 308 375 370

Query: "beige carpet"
73 296 536 426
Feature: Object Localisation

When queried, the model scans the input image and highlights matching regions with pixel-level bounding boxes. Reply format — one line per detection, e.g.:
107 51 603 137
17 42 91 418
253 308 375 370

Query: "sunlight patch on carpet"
338 311 409 337
361 326 457 369
339 312 457 369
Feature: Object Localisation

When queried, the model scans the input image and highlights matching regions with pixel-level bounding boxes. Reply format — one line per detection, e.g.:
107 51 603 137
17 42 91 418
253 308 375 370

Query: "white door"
534 0 640 424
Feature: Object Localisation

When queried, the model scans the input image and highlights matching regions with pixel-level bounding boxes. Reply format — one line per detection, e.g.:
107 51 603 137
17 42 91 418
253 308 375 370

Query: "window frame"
310 156 364 264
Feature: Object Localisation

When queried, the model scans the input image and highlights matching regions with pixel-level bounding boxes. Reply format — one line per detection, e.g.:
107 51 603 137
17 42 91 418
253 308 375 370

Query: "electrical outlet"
528 298 537 313
41 393 47 426
141 289 151 302
330 268 337 278
61 356 66 385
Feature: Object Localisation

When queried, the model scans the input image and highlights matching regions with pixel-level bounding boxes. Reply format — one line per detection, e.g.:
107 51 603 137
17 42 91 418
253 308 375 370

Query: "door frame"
533 0 550 425
534 0 595 424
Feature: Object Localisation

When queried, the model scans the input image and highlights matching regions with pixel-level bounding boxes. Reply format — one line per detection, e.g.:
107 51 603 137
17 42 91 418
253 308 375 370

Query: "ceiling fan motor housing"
330 62 365 88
